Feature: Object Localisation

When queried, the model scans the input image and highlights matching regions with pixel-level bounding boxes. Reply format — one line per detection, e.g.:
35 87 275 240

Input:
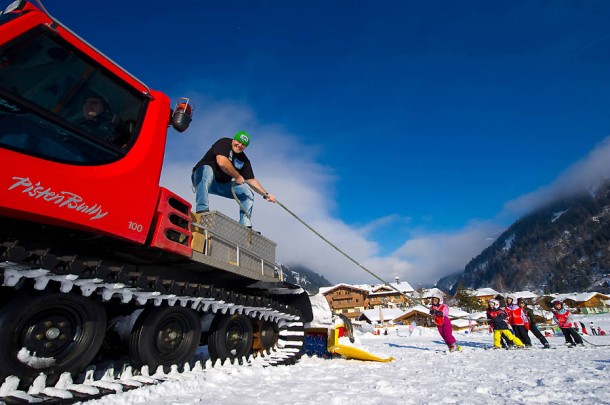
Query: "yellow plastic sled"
327 325 394 362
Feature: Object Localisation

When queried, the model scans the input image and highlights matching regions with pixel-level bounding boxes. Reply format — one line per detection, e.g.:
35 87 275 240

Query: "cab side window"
0 30 145 164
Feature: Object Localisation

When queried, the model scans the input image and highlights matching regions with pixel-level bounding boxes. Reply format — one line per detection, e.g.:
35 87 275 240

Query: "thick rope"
232 182 410 300
579 334 610 347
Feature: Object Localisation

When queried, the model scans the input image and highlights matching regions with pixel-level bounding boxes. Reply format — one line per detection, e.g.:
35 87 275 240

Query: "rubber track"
0 240 305 403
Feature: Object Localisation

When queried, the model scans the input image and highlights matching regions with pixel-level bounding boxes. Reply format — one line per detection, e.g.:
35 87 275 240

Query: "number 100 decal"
129 222 143 232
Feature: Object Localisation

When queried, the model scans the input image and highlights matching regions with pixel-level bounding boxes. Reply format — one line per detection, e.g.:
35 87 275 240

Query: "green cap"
233 130 250 147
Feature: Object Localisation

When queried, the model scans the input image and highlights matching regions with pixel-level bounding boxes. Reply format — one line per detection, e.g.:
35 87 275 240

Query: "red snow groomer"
0 0 312 397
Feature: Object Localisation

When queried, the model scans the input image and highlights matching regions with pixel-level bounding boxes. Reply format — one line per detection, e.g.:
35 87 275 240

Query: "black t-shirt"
194 137 254 183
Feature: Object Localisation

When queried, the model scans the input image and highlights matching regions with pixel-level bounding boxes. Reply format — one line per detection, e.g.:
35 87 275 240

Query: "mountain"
436 180 610 294
280 263 333 294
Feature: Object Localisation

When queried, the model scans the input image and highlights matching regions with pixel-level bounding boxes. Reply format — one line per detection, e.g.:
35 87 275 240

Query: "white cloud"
391 220 504 287
502 136 610 218
357 214 408 235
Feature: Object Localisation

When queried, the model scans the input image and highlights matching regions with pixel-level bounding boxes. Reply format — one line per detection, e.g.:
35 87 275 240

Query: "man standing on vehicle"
191 131 276 228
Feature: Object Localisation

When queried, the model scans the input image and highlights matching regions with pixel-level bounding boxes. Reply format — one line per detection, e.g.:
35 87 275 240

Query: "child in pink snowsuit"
429 293 459 352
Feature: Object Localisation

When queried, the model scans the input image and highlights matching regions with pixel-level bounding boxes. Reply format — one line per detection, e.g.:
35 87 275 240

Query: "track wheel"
0 292 106 388
100 316 130 357
258 321 279 352
208 314 253 361
129 306 201 370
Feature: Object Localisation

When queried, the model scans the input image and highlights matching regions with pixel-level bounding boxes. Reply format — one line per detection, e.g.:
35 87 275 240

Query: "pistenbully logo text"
9 176 108 220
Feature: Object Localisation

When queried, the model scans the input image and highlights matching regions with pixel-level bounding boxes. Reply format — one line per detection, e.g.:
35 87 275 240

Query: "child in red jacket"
505 295 532 347
519 298 551 349
552 299 584 347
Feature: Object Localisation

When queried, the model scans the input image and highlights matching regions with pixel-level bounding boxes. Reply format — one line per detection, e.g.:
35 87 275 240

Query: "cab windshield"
0 28 146 164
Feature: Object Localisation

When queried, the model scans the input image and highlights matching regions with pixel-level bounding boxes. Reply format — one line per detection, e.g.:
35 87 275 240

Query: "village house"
367 278 414 308
466 287 500 306
358 307 406 326
394 305 433 327
320 278 414 319
319 284 369 319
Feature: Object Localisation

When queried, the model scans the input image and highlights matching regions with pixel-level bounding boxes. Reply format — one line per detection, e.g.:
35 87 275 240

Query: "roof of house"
470 311 489 321
369 281 415 295
467 288 500 297
505 291 539 300
448 307 470 318
552 292 610 302
359 308 406 322
319 283 370 295
321 281 415 296
400 305 430 316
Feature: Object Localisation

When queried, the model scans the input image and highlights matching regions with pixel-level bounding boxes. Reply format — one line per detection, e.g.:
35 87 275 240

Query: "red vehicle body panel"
0 4 193 255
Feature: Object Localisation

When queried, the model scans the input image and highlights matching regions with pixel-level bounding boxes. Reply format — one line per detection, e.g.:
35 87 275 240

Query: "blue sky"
47 1 610 286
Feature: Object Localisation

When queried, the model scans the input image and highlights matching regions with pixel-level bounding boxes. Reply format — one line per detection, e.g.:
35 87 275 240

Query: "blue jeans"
191 165 254 227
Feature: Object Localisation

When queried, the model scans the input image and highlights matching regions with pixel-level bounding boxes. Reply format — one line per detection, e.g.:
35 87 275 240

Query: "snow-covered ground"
85 314 610 405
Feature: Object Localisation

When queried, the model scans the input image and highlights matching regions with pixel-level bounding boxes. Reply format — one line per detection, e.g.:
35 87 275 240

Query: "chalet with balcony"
320 283 369 319
367 279 414 308
320 278 414 319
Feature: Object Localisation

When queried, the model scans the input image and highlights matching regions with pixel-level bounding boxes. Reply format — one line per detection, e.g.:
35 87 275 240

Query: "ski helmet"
552 299 563 307
430 292 443 304
517 297 526 305
488 299 499 308
506 294 516 303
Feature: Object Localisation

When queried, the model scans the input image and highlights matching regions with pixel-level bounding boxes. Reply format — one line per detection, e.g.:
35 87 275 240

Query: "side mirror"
171 97 193 133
